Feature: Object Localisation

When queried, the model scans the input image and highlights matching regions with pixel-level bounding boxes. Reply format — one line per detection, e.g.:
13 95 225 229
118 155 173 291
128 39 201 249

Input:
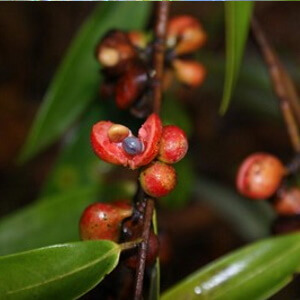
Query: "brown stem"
133 3 170 299
251 17 300 153
153 2 170 114
134 198 155 300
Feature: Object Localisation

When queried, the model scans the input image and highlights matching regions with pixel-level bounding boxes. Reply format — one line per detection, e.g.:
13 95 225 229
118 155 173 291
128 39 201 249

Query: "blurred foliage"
41 103 110 196
161 157 195 209
161 94 193 137
0 187 98 256
195 177 274 242
19 2 151 163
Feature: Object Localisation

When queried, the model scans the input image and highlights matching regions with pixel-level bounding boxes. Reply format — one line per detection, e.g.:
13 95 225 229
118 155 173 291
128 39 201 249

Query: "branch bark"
134 198 155 300
153 2 170 114
133 3 170 300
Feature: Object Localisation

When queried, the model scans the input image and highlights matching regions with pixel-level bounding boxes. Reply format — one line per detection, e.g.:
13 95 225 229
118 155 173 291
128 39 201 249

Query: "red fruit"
128 31 148 49
125 231 159 269
79 201 132 242
167 15 207 55
274 188 300 215
158 125 188 164
173 60 206 87
91 113 162 169
236 153 285 200
96 30 136 70
140 161 177 197
115 63 148 109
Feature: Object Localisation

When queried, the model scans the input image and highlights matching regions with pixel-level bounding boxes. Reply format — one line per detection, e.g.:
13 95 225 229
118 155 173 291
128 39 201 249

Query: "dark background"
1 2 300 299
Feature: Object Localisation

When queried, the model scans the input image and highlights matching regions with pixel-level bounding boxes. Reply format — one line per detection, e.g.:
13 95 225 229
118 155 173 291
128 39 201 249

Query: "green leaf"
0 240 120 299
41 100 137 198
19 2 151 163
194 177 274 241
0 187 98 256
149 210 160 300
220 2 254 114
199 51 281 120
162 233 300 300
41 103 110 196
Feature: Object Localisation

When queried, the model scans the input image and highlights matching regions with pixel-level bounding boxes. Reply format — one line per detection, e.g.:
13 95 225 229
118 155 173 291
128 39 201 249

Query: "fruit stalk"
251 17 300 153
134 3 170 300
134 198 155 300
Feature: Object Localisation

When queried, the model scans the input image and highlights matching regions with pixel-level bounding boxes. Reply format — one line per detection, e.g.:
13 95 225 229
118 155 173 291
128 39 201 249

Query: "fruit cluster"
79 14 195 270
91 113 188 197
80 114 188 266
96 15 206 116
236 153 300 225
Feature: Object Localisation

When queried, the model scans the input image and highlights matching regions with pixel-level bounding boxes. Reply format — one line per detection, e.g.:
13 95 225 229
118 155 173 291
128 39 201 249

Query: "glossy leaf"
0 240 120 299
220 2 254 114
19 2 151 163
0 187 98 256
194 177 273 241
162 233 300 300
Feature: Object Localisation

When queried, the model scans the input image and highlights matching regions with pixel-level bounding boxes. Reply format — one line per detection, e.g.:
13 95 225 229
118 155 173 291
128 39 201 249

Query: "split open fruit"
91 113 162 169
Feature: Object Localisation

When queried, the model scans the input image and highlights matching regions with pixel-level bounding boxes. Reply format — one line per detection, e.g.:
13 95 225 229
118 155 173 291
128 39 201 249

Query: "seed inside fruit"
122 136 144 155
108 124 130 143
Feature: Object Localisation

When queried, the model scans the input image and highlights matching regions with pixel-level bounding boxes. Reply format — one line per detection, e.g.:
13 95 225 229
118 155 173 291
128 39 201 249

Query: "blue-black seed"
122 137 144 155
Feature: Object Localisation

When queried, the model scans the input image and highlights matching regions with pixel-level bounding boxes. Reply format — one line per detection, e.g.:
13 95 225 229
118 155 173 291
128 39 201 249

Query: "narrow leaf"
162 233 300 300
0 241 120 299
220 2 254 114
0 187 98 256
19 2 150 163
41 101 137 197
149 210 160 300
41 103 111 196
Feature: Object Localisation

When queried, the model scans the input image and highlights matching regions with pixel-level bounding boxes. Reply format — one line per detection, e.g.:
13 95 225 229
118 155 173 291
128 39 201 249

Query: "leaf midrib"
6 244 120 296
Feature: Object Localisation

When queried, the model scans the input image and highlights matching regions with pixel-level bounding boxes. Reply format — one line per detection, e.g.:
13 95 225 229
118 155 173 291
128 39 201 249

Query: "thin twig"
134 198 155 300
153 2 170 114
251 17 300 153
